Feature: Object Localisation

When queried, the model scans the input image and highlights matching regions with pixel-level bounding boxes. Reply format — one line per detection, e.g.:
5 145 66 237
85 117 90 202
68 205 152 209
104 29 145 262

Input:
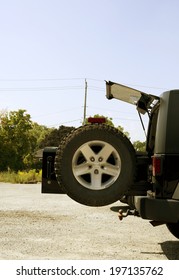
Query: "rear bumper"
134 196 179 223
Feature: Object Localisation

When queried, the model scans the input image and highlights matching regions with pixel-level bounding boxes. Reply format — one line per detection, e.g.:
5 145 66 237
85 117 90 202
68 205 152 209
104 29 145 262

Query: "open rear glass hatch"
106 81 159 115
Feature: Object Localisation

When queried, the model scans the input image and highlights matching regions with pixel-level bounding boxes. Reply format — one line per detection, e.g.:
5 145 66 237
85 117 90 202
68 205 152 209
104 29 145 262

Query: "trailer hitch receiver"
118 208 139 221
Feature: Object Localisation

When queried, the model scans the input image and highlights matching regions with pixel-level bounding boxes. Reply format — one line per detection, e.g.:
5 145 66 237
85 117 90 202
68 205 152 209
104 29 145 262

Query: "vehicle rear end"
134 89 179 238
106 81 179 238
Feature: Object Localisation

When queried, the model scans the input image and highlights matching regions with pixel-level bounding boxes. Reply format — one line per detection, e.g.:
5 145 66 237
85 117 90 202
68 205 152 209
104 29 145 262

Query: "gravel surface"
0 182 179 260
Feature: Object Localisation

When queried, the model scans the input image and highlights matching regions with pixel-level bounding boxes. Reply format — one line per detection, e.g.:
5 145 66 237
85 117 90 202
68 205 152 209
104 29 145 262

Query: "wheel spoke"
98 143 114 161
73 163 90 176
103 163 120 177
80 144 96 161
91 172 102 189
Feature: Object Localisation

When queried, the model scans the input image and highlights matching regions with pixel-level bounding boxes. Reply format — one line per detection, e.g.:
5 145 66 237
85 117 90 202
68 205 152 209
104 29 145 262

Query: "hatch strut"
138 112 147 138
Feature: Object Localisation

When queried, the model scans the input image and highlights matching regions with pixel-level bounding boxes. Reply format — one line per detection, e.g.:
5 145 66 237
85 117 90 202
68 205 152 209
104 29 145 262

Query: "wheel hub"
72 140 121 190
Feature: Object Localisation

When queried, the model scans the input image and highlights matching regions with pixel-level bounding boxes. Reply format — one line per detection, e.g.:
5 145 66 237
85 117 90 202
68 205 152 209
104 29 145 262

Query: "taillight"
88 117 106 124
152 156 163 176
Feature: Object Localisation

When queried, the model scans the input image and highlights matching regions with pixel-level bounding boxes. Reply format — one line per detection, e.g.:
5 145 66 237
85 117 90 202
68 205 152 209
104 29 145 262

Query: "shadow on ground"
160 241 179 260
110 205 129 213
110 206 179 260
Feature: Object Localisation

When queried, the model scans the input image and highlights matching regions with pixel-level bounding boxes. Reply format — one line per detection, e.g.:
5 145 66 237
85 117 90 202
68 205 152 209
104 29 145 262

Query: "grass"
0 169 42 184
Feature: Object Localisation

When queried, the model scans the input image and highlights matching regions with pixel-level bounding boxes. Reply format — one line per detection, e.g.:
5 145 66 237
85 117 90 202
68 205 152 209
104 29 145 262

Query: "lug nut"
90 157 95 162
94 169 99 174
98 157 103 162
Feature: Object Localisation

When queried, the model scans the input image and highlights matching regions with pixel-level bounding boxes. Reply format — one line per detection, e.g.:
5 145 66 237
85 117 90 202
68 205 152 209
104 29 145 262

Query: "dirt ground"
0 182 179 260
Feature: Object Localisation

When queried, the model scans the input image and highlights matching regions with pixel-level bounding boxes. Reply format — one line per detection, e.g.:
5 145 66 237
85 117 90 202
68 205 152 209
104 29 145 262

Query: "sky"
0 0 179 142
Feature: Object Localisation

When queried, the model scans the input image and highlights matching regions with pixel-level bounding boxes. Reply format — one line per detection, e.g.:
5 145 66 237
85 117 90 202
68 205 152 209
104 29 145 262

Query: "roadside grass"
0 170 42 184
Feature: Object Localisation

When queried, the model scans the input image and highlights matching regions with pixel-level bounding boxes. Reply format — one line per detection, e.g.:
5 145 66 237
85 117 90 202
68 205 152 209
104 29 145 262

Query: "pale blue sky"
0 0 179 141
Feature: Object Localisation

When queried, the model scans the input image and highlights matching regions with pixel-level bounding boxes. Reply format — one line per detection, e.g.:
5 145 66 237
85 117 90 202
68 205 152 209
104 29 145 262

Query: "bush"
0 170 42 184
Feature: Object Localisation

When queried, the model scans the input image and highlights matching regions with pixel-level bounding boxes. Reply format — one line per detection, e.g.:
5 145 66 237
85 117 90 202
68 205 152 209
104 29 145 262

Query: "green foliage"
30 122 52 149
0 108 75 173
39 125 75 148
0 109 33 171
0 170 42 184
133 140 146 152
0 109 50 171
116 125 130 139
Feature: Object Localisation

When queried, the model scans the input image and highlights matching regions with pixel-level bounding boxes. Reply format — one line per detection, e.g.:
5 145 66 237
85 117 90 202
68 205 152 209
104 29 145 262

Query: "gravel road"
0 182 179 260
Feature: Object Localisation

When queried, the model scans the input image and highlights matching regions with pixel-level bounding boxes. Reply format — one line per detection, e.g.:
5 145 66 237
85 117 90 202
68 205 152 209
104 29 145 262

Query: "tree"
0 109 36 171
133 140 146 152
116 125 130 139
39 125 75 148
30 122 52 150
0 110 75 171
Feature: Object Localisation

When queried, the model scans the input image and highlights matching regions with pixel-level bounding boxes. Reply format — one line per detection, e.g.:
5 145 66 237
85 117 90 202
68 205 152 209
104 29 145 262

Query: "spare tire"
55 124 136 206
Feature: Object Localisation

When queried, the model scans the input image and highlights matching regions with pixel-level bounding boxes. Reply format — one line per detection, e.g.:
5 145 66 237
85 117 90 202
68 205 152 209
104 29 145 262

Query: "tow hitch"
118 208 139 220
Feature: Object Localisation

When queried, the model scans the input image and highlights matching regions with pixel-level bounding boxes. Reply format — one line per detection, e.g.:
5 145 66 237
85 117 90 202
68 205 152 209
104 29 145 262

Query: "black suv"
42 81 179 238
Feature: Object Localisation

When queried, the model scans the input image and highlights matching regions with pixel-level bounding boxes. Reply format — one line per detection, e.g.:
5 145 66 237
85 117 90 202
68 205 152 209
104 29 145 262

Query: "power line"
48 119 82 127
0 86 84 92
0 77 105 82
123 83 169 91
88 86 104 92
0 77 86 82
0 77 169 91
32 107 81 119
112 117 148 122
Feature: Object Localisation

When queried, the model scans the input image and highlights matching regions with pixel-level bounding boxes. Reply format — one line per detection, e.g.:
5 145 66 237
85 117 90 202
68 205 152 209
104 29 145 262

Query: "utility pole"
83 79 88 125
